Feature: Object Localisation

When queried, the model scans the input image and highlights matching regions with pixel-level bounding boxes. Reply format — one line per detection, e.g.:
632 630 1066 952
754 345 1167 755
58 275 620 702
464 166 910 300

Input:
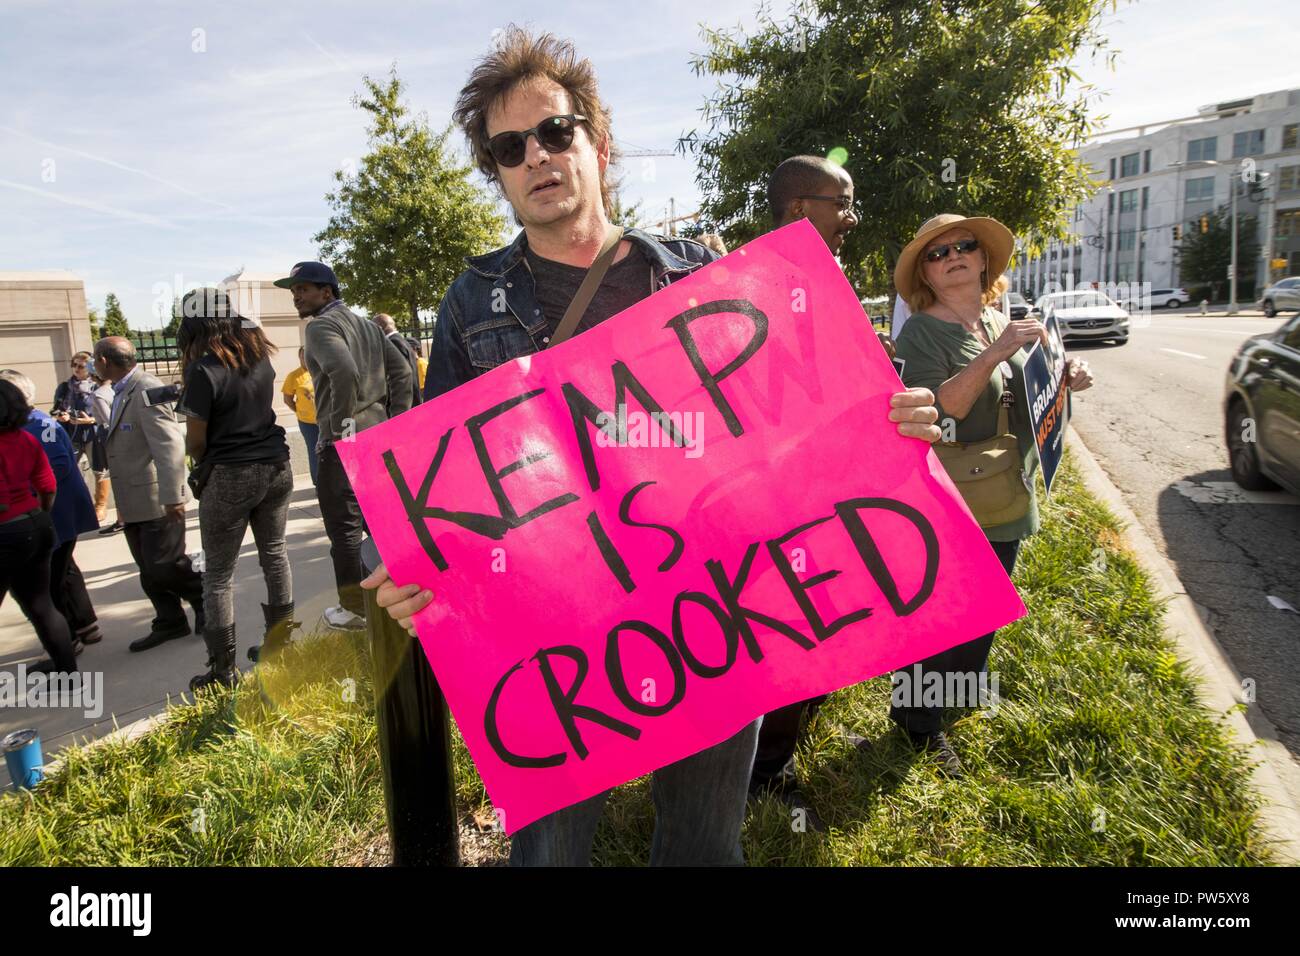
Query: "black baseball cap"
274 261 339 295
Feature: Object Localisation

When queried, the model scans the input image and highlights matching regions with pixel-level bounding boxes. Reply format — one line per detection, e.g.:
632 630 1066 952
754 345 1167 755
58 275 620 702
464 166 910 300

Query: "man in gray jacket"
275 262 414 629
94 336 205 650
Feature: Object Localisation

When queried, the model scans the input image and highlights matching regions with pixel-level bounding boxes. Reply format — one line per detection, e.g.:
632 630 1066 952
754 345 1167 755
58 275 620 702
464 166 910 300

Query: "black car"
1223 313 1300 496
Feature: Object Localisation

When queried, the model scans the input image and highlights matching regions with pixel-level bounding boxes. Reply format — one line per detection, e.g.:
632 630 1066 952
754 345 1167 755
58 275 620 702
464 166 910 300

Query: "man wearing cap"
274 261 414 630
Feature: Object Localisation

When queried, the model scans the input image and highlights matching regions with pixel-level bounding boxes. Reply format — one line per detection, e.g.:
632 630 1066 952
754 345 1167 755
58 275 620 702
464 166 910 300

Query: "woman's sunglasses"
487 114 587 168
924 238 980 262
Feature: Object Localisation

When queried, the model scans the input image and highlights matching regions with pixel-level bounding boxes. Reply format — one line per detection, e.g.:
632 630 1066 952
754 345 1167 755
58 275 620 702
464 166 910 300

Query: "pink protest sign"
337 219 1025 833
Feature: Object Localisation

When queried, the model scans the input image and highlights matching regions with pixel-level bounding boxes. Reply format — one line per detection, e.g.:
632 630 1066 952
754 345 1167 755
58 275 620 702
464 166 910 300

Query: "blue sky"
2 0 1297 326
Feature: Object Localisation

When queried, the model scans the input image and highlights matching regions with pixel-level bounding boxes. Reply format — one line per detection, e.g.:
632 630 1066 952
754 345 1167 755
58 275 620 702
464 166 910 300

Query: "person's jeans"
123 513 205 634
0 510 78 671
509 718 760 866
316 443 365 616
750 695 828 793
298 421 319 486
889 537 1021 735
198 461 294 631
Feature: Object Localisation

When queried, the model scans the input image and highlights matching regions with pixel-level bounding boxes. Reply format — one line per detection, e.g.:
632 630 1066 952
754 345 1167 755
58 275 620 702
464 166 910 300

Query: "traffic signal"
1200 215 1209 234
1172 225 1182 242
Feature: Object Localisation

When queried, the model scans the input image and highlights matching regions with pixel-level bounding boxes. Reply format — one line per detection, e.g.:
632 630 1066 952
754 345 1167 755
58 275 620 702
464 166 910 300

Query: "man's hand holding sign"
346 219 1025 833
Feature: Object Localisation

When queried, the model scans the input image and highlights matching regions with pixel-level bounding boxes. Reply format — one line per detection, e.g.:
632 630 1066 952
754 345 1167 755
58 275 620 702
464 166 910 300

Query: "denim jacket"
423 227 718 401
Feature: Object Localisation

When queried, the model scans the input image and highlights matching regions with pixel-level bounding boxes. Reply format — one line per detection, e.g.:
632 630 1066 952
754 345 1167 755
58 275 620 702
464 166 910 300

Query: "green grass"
0 452 1276 865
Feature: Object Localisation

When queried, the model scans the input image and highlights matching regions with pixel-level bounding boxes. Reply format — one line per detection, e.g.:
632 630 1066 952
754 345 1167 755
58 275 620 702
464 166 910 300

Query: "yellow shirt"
417 356 428 391
282 366 317 425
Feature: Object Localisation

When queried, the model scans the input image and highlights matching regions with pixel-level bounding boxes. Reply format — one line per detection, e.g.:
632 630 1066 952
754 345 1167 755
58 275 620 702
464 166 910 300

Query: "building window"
1277 209 1300 238
1279 165 1300 192
1119 189 1138 212
1185 176 1215 202
1117 229 1136 251
1143 149 1151 173
1120 152 1140 177
1142 185 1149 209
1188 137 1216 163
1284 124 1298 151
1233 129 1265 157
1109 157 1116 180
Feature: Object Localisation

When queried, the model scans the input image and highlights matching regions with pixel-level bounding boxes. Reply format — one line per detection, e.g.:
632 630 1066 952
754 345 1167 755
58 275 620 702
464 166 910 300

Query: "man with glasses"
362 27 941 865
747 154 893 828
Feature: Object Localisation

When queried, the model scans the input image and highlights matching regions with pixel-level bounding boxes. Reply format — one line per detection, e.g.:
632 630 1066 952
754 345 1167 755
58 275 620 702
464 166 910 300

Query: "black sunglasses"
924 238 980 262
487 114 587 168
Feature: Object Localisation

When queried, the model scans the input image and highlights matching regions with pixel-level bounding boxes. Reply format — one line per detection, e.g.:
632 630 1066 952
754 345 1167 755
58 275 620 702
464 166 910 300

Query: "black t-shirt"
525 242 656 335
179 354 289 465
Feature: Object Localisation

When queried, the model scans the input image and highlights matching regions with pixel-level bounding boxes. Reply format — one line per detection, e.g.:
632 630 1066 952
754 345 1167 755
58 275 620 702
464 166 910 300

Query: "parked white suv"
1258 277 1300 318
1118 287 1188 310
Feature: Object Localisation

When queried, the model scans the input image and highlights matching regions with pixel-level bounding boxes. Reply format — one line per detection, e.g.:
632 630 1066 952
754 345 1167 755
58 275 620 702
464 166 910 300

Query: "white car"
1119 287 1189 310
1033 291 1131 345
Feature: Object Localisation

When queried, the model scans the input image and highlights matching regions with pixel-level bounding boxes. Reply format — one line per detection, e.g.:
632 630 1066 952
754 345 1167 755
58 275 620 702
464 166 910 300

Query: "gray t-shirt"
525 243 656 335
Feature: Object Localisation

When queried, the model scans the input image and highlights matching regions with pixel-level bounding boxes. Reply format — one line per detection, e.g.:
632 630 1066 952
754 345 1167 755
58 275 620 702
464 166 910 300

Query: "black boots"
190 623 238 693
247 603 299 663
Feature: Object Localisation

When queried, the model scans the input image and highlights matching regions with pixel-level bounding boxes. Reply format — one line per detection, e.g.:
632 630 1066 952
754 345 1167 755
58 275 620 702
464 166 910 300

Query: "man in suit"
370 313 423 411
94 336 205 651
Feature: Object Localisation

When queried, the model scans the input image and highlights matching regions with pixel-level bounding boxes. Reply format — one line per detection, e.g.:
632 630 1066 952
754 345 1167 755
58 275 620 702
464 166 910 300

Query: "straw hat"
893 213 1014 302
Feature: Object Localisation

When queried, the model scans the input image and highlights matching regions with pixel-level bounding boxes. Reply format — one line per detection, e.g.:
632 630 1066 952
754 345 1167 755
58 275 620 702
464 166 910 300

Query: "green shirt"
894 308 1040 542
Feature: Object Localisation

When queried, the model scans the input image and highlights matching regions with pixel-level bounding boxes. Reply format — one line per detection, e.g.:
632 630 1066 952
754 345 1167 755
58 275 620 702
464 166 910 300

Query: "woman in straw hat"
887 213 1093 774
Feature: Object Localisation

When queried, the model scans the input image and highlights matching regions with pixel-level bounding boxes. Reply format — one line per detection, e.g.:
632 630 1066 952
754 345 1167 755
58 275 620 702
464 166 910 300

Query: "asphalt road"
1067 310 1300 757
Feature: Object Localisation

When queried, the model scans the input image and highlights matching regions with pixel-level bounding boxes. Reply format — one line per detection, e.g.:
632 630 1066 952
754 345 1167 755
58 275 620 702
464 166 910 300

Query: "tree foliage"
101 293 130 339
1178 204 1260 298
684 0 1117 292
316 68 506 326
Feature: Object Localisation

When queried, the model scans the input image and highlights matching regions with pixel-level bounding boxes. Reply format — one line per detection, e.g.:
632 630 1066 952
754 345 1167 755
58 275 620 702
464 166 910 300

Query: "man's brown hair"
453 26 618 218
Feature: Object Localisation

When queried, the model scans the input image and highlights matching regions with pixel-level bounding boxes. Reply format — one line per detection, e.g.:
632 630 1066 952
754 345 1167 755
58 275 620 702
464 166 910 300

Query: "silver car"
1258 277 1300 318
1033 290 1131 345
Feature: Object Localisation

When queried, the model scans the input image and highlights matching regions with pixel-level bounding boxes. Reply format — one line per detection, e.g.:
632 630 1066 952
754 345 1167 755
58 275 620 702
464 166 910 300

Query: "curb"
1066 424 1300 864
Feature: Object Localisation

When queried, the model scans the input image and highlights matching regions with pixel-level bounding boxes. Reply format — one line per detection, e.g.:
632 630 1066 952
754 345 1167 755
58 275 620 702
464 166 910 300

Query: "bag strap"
996 398 1011 437
548 225 625 348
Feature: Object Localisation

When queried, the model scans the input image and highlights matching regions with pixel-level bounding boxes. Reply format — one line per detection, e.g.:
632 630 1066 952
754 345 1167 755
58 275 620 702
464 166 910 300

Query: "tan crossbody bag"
933 373 1032 529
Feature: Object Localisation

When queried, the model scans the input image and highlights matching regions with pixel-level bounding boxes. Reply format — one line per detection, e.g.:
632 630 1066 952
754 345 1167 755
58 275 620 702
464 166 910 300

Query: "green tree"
1178 205 1260 300
684 0 1117 292
316 68 505 327
101 293 130 338
607 176 644 229
161 296 183 337
87 305 101 341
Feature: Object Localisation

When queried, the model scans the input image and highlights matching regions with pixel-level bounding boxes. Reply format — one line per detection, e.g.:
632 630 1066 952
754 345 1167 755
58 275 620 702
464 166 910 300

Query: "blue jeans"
298 421 319 486
508 719 761 866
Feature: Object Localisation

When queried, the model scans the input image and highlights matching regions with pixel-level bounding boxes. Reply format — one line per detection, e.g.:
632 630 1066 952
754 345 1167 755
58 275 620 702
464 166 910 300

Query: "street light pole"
1229 174 1239 315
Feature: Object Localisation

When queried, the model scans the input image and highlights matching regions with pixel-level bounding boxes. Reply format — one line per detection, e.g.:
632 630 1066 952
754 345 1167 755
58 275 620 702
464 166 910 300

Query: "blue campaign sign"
1022 314 1069 494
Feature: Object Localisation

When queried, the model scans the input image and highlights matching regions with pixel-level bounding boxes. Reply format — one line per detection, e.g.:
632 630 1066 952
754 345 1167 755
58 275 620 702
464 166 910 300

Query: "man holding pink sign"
354 27 1021 866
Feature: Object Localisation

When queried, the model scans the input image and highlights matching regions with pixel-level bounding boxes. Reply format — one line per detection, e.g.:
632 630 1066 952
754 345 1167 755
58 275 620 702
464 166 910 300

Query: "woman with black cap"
176 288 297 691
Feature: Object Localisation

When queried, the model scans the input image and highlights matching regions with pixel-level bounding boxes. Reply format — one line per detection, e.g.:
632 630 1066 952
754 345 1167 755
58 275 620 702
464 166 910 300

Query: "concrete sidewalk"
0 469 340 788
